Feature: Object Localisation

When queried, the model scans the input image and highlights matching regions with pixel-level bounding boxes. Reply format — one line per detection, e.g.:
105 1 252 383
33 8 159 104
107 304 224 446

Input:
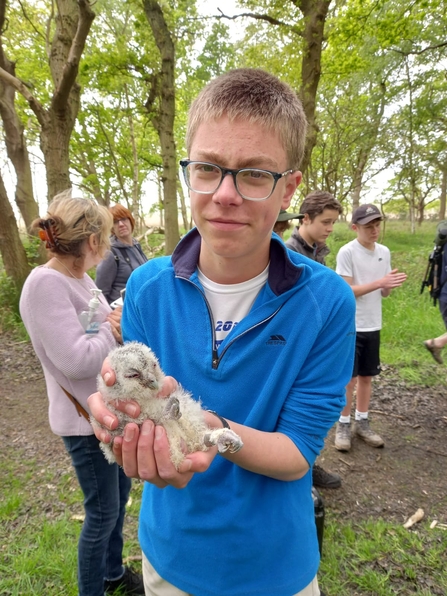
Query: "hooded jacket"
95 237 147 303
122 229 355 596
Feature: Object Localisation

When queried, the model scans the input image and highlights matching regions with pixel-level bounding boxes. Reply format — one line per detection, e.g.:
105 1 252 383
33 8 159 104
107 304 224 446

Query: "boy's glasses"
180 159 292 201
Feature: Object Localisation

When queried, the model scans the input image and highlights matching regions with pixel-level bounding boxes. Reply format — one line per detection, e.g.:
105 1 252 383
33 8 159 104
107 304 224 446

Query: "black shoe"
104 566 145 595
312 464 341 489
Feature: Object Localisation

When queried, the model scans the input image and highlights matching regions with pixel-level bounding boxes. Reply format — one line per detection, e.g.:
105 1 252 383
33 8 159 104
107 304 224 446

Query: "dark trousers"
62 434 132 596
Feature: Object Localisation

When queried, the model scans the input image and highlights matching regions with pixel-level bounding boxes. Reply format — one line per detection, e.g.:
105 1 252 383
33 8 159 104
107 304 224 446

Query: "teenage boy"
286 190 342 264
284 191 344 488
88 69 355 596
335 204 407 452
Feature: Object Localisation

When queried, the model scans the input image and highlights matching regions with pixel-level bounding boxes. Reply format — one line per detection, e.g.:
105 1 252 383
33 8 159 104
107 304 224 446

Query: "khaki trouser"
143 553 321 596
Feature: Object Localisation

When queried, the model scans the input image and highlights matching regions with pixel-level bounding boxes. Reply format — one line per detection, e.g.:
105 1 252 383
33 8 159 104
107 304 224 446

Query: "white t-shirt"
197 266 269 351
336 239 391 332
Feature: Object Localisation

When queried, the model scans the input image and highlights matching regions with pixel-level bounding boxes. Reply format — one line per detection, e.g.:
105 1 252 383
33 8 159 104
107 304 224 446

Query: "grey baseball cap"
352 204 383 225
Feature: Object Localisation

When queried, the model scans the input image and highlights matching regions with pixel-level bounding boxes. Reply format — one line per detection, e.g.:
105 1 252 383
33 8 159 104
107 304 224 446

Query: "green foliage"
22 234 43 266
321 515 447 595
0 234 41 337
0 272 27 338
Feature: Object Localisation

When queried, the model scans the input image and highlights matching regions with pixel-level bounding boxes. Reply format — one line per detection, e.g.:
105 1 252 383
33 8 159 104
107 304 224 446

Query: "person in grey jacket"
286 190 342 264
96 204 147 304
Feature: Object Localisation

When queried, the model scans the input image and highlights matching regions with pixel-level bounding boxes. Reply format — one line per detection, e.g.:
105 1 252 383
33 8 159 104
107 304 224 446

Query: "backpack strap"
111 245 144 271
59 384 90 421
110 246 120 268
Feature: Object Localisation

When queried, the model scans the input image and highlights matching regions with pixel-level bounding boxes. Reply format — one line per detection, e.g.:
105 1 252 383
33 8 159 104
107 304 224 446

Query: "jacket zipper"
179 276 282 370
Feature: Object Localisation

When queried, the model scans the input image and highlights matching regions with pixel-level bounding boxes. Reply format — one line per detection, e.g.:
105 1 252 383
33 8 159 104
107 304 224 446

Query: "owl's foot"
203 428 244 454
163 396 182 420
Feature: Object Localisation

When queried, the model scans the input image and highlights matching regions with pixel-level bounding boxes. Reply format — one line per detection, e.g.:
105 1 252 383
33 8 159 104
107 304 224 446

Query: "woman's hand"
107 306 122 343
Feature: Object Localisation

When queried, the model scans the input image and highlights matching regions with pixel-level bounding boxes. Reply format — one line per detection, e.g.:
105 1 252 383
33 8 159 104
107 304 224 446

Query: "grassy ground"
321 517 447 595
0 454 144 596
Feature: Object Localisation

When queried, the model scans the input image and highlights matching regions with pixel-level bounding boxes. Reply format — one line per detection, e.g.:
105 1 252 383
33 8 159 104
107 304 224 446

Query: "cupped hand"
87 355 178 444
115 420 217 488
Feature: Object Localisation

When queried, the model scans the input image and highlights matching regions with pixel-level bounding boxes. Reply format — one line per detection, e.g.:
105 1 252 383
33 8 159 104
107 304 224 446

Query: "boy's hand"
87 358 177 442
118 421 217 488
380 269 407 289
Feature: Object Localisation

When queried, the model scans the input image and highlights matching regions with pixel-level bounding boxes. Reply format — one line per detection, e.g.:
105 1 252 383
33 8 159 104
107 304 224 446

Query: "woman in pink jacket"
19 191 144 596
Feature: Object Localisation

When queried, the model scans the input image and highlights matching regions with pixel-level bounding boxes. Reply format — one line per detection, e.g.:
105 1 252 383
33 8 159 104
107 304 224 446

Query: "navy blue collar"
171 228 303 296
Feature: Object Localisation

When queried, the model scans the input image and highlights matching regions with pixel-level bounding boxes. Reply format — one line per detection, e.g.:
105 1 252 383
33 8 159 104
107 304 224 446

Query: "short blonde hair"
186 69 308 170
32 190 113 264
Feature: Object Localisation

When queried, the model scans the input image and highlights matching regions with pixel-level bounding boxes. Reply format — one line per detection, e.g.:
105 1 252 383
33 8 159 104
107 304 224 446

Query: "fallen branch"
411 444 447 458
339 457 353 467
403 508 424 528
124 555 142 563
369 409 406 419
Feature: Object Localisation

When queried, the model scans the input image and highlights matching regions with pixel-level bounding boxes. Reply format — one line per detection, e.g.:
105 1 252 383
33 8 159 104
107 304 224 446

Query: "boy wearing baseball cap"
335 204 407 452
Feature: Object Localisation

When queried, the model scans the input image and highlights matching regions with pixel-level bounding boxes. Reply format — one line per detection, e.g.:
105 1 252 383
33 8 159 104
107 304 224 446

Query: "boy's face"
352 218 382 247
301 208 340 245
188 116 301 280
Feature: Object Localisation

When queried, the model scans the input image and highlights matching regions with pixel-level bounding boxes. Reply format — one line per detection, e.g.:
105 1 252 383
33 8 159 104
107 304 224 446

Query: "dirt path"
1 335 447 526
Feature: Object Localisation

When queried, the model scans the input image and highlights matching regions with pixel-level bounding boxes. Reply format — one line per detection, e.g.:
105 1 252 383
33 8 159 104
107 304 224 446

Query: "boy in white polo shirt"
335 204 407 451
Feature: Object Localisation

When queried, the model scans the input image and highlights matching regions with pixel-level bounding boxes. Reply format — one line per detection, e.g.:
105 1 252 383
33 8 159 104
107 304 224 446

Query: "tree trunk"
296 0 332 176
0 61 38 230
41 0 95 200
0 1 95 203
0 2 48 264
350 148 368 214
177 181 189 232
143 0 180 255
0 173 31 289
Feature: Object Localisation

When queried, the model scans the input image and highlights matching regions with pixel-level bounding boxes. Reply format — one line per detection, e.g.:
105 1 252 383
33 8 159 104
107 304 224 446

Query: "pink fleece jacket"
19 266 117 436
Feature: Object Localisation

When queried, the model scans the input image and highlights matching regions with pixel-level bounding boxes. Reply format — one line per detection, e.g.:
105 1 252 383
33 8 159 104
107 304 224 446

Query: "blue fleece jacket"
122 229 355 596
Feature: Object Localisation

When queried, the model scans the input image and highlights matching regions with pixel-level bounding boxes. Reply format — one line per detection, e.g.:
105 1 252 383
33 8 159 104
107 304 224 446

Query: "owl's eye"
124 369 140 379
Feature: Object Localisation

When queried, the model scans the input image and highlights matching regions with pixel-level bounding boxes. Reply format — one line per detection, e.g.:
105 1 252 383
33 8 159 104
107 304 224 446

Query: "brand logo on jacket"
266 335 286 345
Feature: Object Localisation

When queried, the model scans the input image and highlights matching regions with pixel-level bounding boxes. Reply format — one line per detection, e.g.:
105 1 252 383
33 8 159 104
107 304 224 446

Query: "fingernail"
182 459 192 472
155 426 163 440
104 372 112 384
104 415 115 429
125 404 138 417
141 421 153 436
124 426 135 442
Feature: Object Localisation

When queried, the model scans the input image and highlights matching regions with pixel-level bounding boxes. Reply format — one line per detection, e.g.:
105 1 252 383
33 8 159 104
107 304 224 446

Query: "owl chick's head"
108 341 165 399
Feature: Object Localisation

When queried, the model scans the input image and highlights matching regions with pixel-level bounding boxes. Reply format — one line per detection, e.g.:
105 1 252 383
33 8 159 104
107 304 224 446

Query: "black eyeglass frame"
179 159 293 202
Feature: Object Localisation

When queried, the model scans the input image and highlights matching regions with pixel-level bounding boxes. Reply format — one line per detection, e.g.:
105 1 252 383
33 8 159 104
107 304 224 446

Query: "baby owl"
91 341 243 468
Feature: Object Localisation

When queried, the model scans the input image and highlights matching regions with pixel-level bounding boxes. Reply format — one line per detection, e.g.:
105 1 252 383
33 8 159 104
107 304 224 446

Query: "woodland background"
1 0 447 294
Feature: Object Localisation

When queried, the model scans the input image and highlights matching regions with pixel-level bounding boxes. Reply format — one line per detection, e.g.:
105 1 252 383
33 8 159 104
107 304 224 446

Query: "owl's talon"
203 428 244 454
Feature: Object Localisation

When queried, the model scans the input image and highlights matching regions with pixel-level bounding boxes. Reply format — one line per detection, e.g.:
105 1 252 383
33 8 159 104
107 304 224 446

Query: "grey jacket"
95 237 147 304
285 227 330 265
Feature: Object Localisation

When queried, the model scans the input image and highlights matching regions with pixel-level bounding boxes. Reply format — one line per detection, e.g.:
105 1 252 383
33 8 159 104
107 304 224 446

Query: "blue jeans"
62 434 132 596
